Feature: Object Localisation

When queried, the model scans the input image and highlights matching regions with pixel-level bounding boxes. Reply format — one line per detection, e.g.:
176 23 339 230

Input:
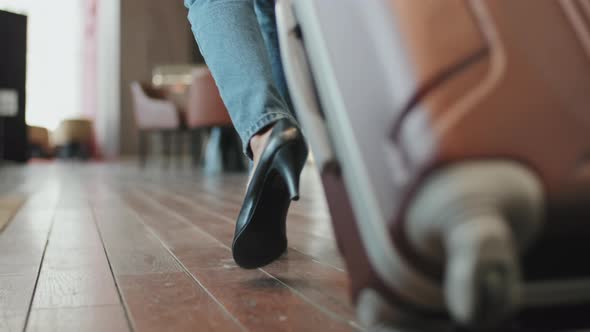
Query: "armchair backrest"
130 81 179 130
185 68 232 128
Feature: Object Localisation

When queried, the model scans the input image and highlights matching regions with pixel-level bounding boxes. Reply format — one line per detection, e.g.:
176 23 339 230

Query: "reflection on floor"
0 162 360 332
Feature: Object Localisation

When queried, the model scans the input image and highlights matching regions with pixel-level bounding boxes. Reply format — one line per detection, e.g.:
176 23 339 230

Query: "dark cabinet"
0 10 28 162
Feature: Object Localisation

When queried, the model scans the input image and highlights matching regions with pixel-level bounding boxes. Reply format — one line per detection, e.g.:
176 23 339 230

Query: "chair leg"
220 127 246 172
203 127 222 173
161 130 172 169
175 130 184 168
190 128 204 168
139 130 149 168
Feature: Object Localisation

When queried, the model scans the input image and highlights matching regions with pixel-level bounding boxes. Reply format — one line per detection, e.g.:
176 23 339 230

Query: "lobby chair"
52 119 94 160
28 126 52 158
130 81 184 167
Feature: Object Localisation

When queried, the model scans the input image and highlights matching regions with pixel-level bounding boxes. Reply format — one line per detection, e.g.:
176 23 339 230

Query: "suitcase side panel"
387 0 487 86
397 0 590 191
280 0 590 328
389 0 590 311
278 0 449 314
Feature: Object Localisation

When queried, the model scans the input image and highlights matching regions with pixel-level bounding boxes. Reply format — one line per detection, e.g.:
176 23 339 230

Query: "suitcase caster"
357 288 453 332
406 162 544 327
444 213 521 326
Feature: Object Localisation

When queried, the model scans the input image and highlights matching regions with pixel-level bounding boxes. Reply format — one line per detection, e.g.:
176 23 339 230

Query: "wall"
119 0 195 155
0 0 85 132
96 0 120 158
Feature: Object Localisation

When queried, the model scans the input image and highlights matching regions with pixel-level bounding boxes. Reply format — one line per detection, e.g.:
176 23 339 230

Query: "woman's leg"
184 0 297 159
253 0 292 110
185 0 308 269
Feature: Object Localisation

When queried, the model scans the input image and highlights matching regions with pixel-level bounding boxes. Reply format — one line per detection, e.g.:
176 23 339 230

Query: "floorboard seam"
90 207 137 332
21 205 58 332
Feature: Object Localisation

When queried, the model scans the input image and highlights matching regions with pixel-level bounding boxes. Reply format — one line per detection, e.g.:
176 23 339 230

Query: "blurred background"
0 0 245 172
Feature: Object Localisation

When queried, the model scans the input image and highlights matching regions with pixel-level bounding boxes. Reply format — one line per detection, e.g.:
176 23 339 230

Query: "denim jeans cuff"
243 111 298 159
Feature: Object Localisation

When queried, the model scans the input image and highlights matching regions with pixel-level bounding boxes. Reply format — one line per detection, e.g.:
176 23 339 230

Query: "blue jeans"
184 0 297 158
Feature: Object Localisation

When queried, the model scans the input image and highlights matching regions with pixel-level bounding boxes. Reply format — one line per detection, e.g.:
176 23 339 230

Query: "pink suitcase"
276 0 590 330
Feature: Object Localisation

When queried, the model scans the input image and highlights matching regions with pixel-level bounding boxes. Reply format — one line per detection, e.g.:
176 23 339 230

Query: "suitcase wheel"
406 161 544 327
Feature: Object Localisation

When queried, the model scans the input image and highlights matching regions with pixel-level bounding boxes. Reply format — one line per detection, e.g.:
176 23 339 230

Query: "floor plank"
122 186 359 330
27 204 130 331
0 274 38 332
32 269 121 309
32 209 121 309
94 207 244 332
137 172 344 268
0 184 57 332
138 183 346 271
0 161 358 331
26 306 129 332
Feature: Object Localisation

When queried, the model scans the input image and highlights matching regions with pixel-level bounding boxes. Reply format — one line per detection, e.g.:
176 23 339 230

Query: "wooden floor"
0 161 360 332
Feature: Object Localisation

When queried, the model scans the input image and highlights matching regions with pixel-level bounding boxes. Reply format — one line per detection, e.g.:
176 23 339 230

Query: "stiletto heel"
273 144 306 201
231 119 308 269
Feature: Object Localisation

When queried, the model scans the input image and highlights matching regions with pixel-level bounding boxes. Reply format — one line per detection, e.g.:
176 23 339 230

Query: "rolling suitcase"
276 0 590 331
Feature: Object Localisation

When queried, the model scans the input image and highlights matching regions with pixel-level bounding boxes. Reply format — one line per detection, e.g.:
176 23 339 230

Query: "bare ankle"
249 126 273 162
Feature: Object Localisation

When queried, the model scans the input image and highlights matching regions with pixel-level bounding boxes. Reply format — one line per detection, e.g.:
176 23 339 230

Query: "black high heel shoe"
232 119 309 269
